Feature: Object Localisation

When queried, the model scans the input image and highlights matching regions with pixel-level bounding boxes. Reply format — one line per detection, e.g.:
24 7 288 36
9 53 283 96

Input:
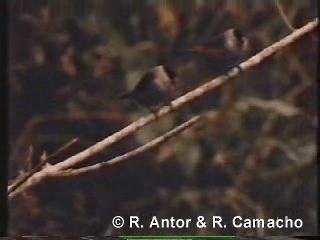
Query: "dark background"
7 0 318 236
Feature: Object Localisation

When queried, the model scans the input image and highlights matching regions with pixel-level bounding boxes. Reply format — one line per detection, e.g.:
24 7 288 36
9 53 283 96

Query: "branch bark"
50 115 201 178
8 18 318 198
49 18 319 172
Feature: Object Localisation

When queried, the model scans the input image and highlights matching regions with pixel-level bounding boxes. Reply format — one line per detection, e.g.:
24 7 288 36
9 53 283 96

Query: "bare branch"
8 138 80 194
8 18 318 198
8 116 201 197
50 116 202 178
274 0 295 31
50 18 318 172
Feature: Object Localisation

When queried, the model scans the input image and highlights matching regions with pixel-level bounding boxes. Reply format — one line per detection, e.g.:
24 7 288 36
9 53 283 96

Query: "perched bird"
179 28 250 59
120 65 180 111
223 28 250 55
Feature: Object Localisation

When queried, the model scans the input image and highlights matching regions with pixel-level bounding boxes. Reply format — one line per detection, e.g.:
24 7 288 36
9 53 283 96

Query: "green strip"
119 237 236 240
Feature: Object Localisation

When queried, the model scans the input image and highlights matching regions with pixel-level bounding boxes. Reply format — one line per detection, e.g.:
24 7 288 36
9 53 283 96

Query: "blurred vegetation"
8 0 317 236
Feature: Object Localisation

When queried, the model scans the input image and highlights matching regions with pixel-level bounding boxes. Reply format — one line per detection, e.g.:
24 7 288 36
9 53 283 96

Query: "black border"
0 0 9 237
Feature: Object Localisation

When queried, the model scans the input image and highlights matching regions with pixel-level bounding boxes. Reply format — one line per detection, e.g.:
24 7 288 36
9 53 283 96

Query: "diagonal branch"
50 18 318 172
8 18 318 198
50 115 202 178
274 0 295 31
7 138 80 194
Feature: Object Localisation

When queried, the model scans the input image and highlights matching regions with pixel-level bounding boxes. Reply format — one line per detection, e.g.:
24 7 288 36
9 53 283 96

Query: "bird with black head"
120 65 180 112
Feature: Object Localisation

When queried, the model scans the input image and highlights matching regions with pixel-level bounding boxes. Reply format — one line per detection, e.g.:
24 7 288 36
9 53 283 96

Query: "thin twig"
274 0 295 31
48 18 319 173
8 18 318 198
7 138 80 194
51 116 202 178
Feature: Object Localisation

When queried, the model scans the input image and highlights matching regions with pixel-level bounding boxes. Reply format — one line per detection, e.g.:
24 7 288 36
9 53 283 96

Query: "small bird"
179 28 250 59
223 28 250 55
120 65 180 111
